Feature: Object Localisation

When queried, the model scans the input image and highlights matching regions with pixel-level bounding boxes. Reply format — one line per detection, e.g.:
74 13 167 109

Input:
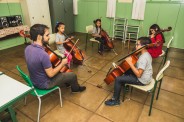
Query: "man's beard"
42 37 48 46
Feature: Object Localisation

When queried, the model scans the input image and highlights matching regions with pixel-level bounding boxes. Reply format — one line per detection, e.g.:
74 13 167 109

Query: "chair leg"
156 79 162 100
24 97 27 105
58 88 62 107
130 87 133 93
149 92 155 116
149 82 157 116
122 86 126 102
127 86 132 100
37 97 41 122
8 106 17 122
157 55 165 74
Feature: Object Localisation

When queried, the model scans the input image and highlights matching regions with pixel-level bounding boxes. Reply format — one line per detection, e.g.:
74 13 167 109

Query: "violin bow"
117 45 147 63
66 39 79 58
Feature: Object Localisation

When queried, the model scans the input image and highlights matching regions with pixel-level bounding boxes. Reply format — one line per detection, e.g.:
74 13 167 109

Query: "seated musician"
147 24 165 58
55 22 73 67
25 24 86 92
105 37 153 106
92 19 105 55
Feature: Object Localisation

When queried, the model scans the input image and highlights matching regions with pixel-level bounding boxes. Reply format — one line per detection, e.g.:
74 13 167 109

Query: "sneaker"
65 83 71 88
105 98 120 106
98 51 103 55
72 86 86 93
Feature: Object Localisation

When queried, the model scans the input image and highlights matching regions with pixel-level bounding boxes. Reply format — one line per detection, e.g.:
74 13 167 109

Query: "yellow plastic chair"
85 25 100 51
49 33 65 58
16 65 62 122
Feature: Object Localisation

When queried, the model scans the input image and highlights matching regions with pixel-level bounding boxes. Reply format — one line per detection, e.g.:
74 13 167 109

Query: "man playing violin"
25 24 86 92
105 37 153 106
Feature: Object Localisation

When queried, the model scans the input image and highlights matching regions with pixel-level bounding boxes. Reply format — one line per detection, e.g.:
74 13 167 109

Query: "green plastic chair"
123 60 170 116
16 65 62 122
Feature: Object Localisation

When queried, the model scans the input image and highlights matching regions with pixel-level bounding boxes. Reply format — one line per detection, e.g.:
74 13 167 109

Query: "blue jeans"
95 37 105 52
113 70 144 100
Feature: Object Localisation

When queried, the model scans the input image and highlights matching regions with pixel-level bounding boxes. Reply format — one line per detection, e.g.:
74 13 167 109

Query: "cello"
100 29 114 49
103 43 154 85
63 33 85 65
44 43 72 73
100 29 118 55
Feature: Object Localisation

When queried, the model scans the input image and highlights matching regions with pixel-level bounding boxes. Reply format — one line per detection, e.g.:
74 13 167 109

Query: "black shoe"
98 51 103 55
65 83 71 88
72 86 86 93
105 98 120 106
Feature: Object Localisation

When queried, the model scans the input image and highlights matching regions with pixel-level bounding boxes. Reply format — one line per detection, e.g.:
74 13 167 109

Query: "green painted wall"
0 3 24 50
74 0 184 49
0 0 184 50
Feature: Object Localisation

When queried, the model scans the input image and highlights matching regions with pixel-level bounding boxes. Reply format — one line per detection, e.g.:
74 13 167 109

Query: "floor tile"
125 88 148 104
168 50 184 60
62 82 110 112
86 71 107 86
72 65 98 81
162 76 184 96
87 114 112 122
145 89 184 118
17 93 60 121
16 110 34 122
84 57 109 70
138 105 184 122
40 100 93 122
165 66 184 80
86 70 115 92
96 94 144 122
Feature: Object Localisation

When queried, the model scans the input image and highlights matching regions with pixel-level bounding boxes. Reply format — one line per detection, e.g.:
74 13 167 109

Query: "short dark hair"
30 24 49 41
138 37 152 46
55 22 65 33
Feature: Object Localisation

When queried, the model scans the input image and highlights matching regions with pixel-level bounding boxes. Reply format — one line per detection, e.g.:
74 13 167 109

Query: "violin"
19 30 31 44
155 26 172 35
100 29 114 49
104 43 154 85
150 26 172 43
19 30 30 38
63 33 85 65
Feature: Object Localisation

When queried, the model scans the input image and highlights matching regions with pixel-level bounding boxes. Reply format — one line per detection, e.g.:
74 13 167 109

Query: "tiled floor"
0 33 184 122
